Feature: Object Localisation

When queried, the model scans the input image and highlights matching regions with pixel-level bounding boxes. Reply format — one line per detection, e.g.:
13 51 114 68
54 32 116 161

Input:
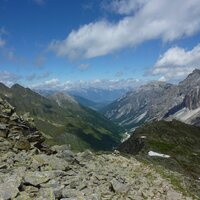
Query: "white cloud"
49 0 200 59
151 44 200 81
158 76 167 82
30 78 142 91
0 71 21 86
45 78 60 86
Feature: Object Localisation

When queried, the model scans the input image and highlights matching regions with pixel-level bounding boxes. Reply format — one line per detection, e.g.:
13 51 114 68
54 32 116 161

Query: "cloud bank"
151 44 200 81
30 78 142 91
0 71 21 86
49 0 200 59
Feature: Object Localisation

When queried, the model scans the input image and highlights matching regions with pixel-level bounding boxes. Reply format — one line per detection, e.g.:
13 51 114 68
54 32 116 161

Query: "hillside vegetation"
0 83 122 151
118 120 200 180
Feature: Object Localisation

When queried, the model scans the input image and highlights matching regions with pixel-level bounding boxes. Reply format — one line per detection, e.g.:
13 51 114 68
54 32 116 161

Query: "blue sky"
1 0 200 90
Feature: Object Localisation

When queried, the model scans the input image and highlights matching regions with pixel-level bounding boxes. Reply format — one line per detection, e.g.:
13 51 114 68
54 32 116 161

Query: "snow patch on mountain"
148 151 170 158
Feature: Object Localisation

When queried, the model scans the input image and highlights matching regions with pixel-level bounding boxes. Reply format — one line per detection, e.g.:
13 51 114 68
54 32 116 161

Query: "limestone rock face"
103 69 200 128
0 97 199 199
184 87 200 110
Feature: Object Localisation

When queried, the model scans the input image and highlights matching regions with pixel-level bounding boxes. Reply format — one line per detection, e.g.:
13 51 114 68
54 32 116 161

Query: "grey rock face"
184 87 200 109
0 175 21 200
24 171 55 186
104 69 200 129
104 81 182 128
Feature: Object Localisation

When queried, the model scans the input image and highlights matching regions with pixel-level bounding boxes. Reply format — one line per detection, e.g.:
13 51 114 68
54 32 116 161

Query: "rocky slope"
0 83 122 151
103 81 182 129
103 69 200 129
0 98 199 199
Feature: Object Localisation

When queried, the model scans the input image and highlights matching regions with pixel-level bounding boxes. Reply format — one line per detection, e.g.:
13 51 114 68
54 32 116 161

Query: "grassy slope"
118 120 200 179
1 84 122 151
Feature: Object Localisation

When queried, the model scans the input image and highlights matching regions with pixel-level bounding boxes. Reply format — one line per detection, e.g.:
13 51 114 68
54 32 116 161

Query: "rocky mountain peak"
11 83 25 90
179 68 200 95
0 82 11 97
184 86 200 109
0 82 9 89
192 68 200 74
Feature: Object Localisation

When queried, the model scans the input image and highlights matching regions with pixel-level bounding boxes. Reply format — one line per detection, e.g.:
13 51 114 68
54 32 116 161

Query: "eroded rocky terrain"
103 69 200 129
0 98 199 200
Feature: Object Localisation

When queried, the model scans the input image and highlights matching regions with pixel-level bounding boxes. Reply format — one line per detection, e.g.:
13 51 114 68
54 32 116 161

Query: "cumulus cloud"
0 71 21 86
30 78 142 90
49 0 200 59
31 78 60 90
151 44 200 81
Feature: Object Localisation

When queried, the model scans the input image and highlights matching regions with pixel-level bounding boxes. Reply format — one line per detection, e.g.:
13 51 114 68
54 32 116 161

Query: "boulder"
0 175 22 200
0 123 9 138
14 138 31 150
24 171 55 186
32 154 69 171
110 178 130 193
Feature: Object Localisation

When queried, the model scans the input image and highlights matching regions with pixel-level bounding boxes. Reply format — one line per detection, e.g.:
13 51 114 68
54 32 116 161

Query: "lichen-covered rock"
32 154 69 170
24 171 55 186
14 138 31 150
0 123 9 138
0 175 22 200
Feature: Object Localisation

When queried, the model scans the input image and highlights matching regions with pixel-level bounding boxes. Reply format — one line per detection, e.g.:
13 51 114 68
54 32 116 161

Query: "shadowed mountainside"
0 83 122 151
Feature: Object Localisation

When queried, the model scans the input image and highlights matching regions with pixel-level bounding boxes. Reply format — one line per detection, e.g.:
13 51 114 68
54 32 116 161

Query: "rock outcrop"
184 87 200 110
103 69 200 129
0 97 45 152
0 98 198 199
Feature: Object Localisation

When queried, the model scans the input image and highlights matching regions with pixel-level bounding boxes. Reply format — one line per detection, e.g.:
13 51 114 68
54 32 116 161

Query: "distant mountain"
36 89 57 97
37 87 127 110
72 95 110 111
118 120 200 181
103 81 182 129
68 88 127 103
103 69 200 129
0 83 122 151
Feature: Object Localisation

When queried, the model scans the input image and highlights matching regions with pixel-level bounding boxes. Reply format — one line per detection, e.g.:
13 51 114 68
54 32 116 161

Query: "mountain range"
37 87 128 111
0 83 122 151
68 87 127 103
103 69 200 130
